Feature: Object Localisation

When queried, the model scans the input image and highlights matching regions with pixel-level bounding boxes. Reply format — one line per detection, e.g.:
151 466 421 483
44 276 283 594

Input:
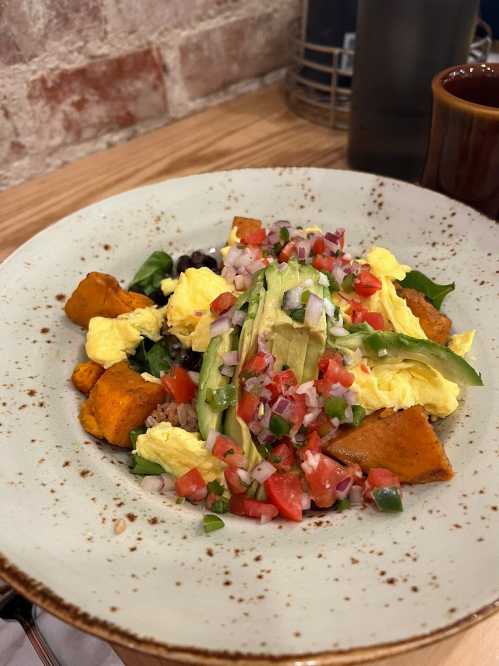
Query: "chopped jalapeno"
207 480 225 496
372 486 403 512
341 273 355 292
206 385 237 412
129 426 147 448
289 307 305 322
324 396 347 419
269 414 291 436
335 498 351 512
203 514 225 533
352 404 366 426
211 496 229 514
130 453 163 476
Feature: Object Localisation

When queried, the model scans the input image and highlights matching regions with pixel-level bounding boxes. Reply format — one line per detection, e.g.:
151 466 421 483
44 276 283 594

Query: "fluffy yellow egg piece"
165 267 234 352
448 330 475 357
136 422 224 482
351 360 460 418
85 318 142 369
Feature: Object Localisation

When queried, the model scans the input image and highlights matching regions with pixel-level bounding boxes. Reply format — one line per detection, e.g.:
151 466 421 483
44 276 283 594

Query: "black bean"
176 255 192 275
201 254 219 272
190 250 205 268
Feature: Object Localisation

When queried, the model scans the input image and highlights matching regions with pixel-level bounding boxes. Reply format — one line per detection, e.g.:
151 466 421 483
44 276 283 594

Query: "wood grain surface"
1 82 497 666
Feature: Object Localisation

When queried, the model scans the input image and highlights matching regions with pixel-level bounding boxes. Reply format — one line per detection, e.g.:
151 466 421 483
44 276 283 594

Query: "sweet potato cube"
325 405 453 483
232 216 263 237
71 360 104 394
397 286 451 345
65 272 153 328
79 362 165 447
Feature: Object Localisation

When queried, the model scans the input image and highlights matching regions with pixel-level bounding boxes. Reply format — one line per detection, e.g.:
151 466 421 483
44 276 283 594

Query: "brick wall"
0 0 299 190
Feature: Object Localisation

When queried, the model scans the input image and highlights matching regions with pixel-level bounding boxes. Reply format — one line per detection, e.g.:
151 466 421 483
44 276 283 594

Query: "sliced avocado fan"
330 329 483 386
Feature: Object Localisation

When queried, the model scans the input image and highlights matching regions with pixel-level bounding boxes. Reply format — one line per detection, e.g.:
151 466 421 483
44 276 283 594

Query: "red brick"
105 0 242 36
179 12 290 99
28 48 168 147
0 0 104 63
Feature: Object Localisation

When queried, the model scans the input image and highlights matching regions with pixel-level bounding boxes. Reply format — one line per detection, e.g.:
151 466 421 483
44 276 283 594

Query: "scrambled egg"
136 422 224 482
85 305 166 368
160 277 178 296
351 360 459 418
449 330 475 357
365 247 426 338
221 225 240 259
165 267 234 352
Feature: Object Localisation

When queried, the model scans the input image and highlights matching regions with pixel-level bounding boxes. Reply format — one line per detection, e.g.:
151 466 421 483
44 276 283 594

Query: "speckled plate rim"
0 167 497 665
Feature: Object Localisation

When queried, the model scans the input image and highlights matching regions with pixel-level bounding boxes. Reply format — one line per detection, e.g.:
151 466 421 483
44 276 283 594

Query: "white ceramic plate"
0 168 498 665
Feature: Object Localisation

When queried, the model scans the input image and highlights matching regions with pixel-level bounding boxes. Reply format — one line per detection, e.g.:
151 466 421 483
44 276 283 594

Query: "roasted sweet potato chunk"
65 272 153 328
397 286 451 345
79 362 165 447
325 405 453 483
232 216 263 237
71 360 104 394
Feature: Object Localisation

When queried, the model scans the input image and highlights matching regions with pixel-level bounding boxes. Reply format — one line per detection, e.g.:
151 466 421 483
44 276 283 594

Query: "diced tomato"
240 227 267 246
224 467 248 495
210 291 236 315
319 355 354 389
272 369 297 394
237 390 259 423
278 242 296 263
296 430 321 461
175 468 207 502
349 299 367 324
312 254 334 273
161 366 197 404
229 495 279 521
362 311 385 330
360 363 370 374
311 237 326 255
271 442 295 471
367 468 400 489
289 393 306 429
213 435 246 468
265 472 303 522
302 453 348 508
318 350 343 374
354 270 382 298
243 352 268 376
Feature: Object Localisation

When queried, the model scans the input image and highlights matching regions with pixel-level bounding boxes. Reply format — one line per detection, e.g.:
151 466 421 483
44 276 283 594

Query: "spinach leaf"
399 270 455 310
129 251 173 296
129 426 147 448
130 453 163 476
146 341 172 377
128 340 149 373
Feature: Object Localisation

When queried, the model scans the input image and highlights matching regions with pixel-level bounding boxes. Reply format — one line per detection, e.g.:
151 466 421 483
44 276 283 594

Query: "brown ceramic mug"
422 63 499 219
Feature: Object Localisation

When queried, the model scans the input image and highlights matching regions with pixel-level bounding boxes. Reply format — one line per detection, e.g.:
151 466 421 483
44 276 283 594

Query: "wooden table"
1 83 497 666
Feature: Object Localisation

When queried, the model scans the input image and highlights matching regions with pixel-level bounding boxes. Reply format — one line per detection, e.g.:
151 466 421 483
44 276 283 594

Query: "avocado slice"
224 271 266 469
330 329 483 386
196 331 235 440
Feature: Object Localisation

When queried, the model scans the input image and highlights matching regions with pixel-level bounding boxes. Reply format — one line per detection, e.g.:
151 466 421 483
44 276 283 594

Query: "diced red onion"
160 474 176 492
303 408 321 427
260 388 272 401
283 287 303 311
349 484 363 506
332 266 345 285
295 240 311 260
188 371 200 385
260 513 273 525
296 380 314 394
257 334 269 353
273 396 291 415
277 262 288 272
190 486 208 502
234 274 247 291
330 383 347 397
303 386 319 409
220 365 235 377
206 429 218 452
210 316 231 338
232 310 246 326
300 493 311 510
343 252 352 261
305 293 324 327
336 476 353 500
249 419 263 435
237 469 251 486
330 417 340 429
244 376 265 393
261 403 272 429
252 461 276 483
141 476 164 493
301 451 321 474
329 325 348 337
222 351 239 366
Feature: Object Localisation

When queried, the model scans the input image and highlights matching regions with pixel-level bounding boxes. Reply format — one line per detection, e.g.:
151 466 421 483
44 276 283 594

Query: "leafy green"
203 514 225 533
207 480 225 496
128 340 149 373
129 251 173 296
146 340 172 377
399 270 454 310
130 453 163 476
129 426 147 448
